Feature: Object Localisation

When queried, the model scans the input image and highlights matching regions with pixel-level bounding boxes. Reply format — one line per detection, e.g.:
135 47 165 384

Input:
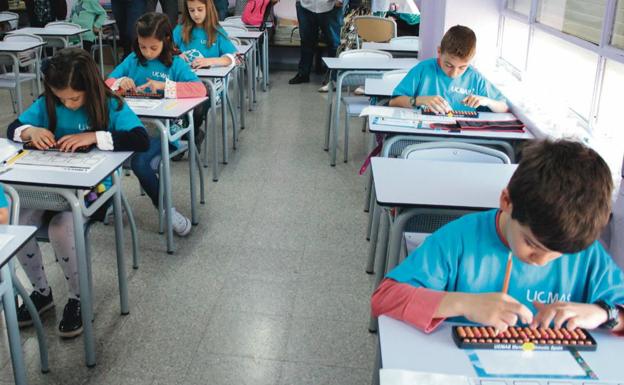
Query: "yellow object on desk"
164 101 178 111
5 149 28 165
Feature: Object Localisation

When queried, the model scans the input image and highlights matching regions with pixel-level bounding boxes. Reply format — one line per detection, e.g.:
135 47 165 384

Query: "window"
501 17 530 71
597 60 624 140
611 1 624 49
507 0 532 16
536 0 606 44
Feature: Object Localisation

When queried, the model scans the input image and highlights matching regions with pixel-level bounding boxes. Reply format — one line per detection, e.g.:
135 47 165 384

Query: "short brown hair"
440 25 477 59
133 12 178 67
508 139 613 253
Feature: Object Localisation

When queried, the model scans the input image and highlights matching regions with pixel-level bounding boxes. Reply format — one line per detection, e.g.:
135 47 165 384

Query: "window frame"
498 0 624 130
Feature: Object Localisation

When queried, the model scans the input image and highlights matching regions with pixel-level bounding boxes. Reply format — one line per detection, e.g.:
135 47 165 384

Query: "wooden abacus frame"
421 108 480 118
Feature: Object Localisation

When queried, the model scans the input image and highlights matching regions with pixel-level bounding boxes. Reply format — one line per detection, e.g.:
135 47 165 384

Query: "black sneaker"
288 73 310 84
58 298 83 339
17 290 54 328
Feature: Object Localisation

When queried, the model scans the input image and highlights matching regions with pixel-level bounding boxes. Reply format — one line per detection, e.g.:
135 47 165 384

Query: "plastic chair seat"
342 96 370 115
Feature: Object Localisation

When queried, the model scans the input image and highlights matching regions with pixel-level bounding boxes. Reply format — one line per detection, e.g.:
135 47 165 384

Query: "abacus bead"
554 329 564 339
487 326 497 337
569 330 579 340
547 329 556 339
539 339 546 344
494 339 501 343
478 338 485 343
471 338 477 343
510 328 519 338
577 329 586 339
466 328 474 338
479 327 489 338
486 338 492 343
458 327 467 338
473 328 482 338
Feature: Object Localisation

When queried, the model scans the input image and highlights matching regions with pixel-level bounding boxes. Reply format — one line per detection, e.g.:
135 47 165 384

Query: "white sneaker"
170 208 192 236
318 83 329 93
354 86 365 95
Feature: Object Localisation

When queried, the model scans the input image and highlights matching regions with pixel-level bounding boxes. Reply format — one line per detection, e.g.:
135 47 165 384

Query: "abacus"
421 108 479 118
23 142 94 153
452 325 597 352
120 90 164 99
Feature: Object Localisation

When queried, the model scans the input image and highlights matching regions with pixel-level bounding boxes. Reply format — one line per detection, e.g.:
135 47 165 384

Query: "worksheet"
15 151 106 172
125 98 162 110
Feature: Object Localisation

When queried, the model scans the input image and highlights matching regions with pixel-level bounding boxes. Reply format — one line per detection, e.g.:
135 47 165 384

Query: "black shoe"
194 129 205 153
289 74 310 84
17 289 54 328
59 298 83 339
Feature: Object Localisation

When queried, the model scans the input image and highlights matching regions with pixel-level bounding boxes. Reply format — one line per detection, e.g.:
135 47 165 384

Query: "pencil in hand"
501 251 513 294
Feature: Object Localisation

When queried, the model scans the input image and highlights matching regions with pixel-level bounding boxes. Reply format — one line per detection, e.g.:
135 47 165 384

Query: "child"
69 0 107 53
389 25 509 114
6 48 148 338
105 12 206 236
0 184 9 225
172 0 237 150
372 139 624 334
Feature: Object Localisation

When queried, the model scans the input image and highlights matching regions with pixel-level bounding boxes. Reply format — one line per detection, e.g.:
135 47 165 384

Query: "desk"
322 57 419 166
378 316 624 384
362 41 419 56
97 19 118 76
0 225 37 385
241 23 272 91
364 78 402 98
0 13 19 24
226 30 264 94
0 40 45 114
0 138 132 367
128 97 207 253
236 43 254 113
10 26 89 48
194 65 236 181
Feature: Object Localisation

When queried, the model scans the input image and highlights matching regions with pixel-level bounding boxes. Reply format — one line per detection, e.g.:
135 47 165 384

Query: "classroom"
0 0 623 384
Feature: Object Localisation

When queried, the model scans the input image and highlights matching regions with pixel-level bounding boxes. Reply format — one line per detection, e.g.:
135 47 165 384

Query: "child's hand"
24 127 56 150
136 78 165 92
57 132 97 152
191 57 214 69
462 95 489 109
417 96 451 114
461 293 533 333
532 301 608 330
119 77 137 92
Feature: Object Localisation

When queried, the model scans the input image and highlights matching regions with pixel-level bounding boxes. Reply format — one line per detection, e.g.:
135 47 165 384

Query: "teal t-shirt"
392 58 506 111
0 185 8 209
108 52 200 86
387 210 624 321
172 25 237 61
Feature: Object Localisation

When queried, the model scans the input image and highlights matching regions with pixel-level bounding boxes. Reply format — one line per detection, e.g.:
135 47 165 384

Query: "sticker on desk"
466 348 597 380
15 151 106 172
125 98 162 110
0 233 14 251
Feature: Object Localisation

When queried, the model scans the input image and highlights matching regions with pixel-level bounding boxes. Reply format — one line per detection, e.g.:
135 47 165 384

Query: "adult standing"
110 0 147 59
25 0 67 27
289 0 345 84
146 0 179 26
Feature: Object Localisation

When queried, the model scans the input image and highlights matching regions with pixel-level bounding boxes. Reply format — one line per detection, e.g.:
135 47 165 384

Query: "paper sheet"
0 143 20 163
361 106 518 122
0 233 14 251
125 98 162 110
380 369 471 385
15 151 106 172
471 349 587 377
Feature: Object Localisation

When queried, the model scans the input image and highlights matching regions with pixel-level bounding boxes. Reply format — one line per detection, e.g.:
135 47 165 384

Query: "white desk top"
194 65 235 79
379 316 624 383
371 158 516 208
0 41 46 53
363 41 419 52
322 57 419 71
364 78 402 97
127 96 208 119
0 225 36 268
236 43 252 55
12 26 89 37
102 19 116 27
0 13 18 23
369 115 535 140
0 139 132 189
225 30 263 39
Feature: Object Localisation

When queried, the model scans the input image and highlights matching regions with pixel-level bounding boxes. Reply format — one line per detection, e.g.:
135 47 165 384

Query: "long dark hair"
133 12 178 67
181 0 221 47
41 48 122 133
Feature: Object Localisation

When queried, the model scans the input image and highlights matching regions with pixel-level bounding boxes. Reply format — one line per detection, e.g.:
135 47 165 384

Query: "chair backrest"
1 183 20 225
353 16 396 46
390 35 420 50
381 69 408 82
224 16 246 26
229 37 243 46
400 141 511 164
45 21 83 31
0 11 19 30
222 24 249 33
4 33 44 66
338 48 392 60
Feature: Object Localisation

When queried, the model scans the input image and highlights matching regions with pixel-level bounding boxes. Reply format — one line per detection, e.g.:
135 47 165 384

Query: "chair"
44 21 84 50
353 16 397 48
367 142 511 333
336 49 392 163
0 33 43 114
91 19 119 75
224 16 246 27
0 11 19 30
390 35 420 50
222 24 250 34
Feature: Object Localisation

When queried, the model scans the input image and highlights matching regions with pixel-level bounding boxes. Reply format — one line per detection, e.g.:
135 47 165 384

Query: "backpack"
241 0 271 27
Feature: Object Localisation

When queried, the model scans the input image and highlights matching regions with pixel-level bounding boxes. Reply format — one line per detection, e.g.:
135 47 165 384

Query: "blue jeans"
131 137 171 207
111 0 147 58
296 2 344 77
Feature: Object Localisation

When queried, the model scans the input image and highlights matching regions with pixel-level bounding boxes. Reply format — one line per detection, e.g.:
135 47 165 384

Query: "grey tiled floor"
0 70 377 384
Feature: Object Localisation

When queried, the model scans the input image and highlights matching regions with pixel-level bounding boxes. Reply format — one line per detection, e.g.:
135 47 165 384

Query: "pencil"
501 251 513 294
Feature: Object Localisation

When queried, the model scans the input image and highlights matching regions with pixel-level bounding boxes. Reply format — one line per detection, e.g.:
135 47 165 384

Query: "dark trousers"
295 2 343 77
111 0 147 58
146 0 179 26
214 0 229 20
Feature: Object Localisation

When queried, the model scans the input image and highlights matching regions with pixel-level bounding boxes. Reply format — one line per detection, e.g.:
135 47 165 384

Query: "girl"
105 12 206 236
69 0 107 53
173 0 237 154
7 48 148 338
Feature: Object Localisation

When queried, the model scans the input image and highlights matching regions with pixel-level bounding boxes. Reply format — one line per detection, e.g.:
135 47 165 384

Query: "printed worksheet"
15 151 106 172
125 98 162 110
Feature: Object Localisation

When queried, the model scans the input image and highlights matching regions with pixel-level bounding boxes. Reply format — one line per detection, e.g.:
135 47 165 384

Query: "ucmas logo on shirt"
151 71 169 81
184 49 204 62
526 289 571 304
449 86 476 96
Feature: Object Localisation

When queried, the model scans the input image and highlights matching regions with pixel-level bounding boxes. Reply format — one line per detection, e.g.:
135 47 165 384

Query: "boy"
371 139 624 334
389 25 509 114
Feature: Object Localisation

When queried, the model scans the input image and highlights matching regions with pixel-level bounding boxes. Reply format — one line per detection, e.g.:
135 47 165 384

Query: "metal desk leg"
252 43 257 105
187 112 199 225
369 209 389 333
155 120 175 253
120 192 140 269
238 65 245 129
221 79 229 164
203 80 219 181
330 73 345 166
98 29 104 76
247 50 254 112
111 173 129 314
227 75 239 150
1 265 27 385
324 70 334 151
262 29 268 91
12 55 22 114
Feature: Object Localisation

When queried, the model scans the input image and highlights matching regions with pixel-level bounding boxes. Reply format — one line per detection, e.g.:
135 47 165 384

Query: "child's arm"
531 301 624 332
389 95 452 114
6 98 57 149
0 208 8 224
106 55 136 92
462 95 509 113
